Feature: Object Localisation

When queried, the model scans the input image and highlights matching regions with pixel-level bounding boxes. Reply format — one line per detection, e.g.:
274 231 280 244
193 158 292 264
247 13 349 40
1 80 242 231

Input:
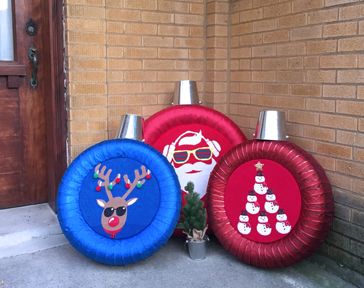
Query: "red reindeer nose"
108 216 119 227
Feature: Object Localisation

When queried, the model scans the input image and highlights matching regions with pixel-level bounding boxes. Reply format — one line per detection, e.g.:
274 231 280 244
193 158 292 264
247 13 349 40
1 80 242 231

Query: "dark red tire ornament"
208 140 334 268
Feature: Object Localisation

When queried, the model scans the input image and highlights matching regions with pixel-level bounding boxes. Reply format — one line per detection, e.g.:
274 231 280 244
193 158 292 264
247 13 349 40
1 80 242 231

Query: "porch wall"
64 0 364 274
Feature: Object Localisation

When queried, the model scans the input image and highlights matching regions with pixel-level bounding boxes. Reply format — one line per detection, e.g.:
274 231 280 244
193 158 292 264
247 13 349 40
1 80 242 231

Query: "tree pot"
186 239 207 260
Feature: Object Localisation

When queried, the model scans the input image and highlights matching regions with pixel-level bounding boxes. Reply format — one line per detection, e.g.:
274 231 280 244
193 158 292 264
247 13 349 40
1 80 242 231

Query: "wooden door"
0 0 66 209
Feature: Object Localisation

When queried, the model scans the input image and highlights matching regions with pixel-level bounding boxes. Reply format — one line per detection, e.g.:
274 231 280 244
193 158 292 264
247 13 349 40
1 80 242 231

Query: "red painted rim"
208 140 334 268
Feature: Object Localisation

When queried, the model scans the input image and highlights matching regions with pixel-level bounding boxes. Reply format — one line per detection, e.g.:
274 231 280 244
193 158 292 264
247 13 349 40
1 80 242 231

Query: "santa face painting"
163 130 221 198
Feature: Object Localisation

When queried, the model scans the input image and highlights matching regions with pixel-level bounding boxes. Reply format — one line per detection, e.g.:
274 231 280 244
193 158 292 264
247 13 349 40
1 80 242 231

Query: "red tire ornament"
144 105 247 233
208 140 334 268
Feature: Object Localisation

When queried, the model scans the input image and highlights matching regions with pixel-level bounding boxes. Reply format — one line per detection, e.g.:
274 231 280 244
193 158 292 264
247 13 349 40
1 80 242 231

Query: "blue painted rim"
57 139 181 265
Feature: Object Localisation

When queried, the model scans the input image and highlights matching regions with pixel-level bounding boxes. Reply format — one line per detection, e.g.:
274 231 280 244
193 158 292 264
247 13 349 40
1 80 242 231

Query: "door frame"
43 0 67 210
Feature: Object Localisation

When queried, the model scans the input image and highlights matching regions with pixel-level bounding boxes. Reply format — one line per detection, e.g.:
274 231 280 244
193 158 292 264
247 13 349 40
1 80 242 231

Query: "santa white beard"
174 159 217 198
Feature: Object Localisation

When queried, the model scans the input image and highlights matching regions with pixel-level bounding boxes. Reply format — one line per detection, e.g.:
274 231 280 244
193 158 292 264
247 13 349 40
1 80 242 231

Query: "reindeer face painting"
92 163 152 239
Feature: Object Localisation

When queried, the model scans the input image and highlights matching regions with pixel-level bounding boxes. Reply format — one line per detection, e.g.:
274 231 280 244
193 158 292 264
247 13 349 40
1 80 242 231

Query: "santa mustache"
174 160 216 173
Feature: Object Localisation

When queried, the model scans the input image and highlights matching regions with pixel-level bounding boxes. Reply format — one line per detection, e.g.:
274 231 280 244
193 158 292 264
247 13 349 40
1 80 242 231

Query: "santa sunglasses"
172 146 212 164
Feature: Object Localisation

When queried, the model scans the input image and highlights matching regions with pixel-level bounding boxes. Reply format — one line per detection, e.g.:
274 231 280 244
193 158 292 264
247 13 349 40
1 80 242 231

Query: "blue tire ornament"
57 139 181 265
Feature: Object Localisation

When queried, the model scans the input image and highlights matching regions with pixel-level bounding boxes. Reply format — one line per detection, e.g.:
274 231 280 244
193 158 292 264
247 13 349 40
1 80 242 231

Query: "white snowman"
245 191 260 215
256 211 272 236
275 209 291 234
264 189 280 214
237 210 251 235
254 171 268 195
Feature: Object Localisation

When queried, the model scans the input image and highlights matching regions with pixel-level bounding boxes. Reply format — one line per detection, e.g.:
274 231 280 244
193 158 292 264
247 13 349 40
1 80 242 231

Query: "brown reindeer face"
94 163 149 239
96 197 137 238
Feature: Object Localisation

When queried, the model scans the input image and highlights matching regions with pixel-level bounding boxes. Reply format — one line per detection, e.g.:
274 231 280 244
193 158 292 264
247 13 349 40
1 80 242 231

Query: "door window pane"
0 0 14 61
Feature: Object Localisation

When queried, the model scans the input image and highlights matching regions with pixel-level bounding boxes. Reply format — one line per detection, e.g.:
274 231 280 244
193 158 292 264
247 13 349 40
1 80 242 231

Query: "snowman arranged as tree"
237 161 292 237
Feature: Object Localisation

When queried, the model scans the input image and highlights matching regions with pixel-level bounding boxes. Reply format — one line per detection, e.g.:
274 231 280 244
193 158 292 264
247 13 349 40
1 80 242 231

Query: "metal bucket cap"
254 110 288 141
172 80 200 105
116 114 144 141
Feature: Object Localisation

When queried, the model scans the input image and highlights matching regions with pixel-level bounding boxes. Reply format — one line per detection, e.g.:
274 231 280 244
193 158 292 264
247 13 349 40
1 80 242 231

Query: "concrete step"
0 204 67 259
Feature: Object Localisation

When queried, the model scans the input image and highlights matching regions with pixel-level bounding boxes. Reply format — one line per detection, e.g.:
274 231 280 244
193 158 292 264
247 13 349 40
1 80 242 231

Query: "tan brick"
305 99 335 112
336 159 364 178
353 178 364 194
69 71 106 83
263 2 291 18
288 111 319 125
288 57 304 70
338 37 364 52
176 60 204 70
252 71 276 82
291 137 315 152
158 25 189 37
338 70 364 84
107 47 124 58
207 1 229 13
231 71 251 81
252 0 279 8
142 36 173 47
124 47 157 59
158 1 189 13
207 25 228 37
275 96 305 109
314 155 336 171
306 70 336 83
69 83 106 95
292 0 324 13
276 71 304 83
108 59 142 70
125 23 157 35
189 49 204 60
141 11 174 23
316 142 353 159
239 8 263 23
304 56 319 68
263 30 289 43
107 34 141 46
67 5 105 18
68 58 106 70
158 48 188 59
253 19 276 32
308 8 338 24
239 34 263 46
339 4 364 20
323 85 356 98
320 114 357 130
358 86 364 99
207 14 228 26
231 47 252 59
108 83 142 94
277 13 306 29
67 44 106 57
175 14 204 25
70 95 107 108
291 25 322 41
125 0 157 10
323 22 357 38
231 23 253 36
306 40 337 54
124 71 157 81
67 18 105 32
304 126 336 141
252 45 276 57
360 21 364 34
262 58 288 70
106 22 125 34
175 38 204 49
325 0 361 7
251 59 262 70
251 94 277 106
354 147 364 161
190 26 204 38
67 0 104 6
142 82 174 93
277 42 306 56
320 55 357 68
230 93 251 104
337 100 364 115
190 3 204 15
336 131 364 147
239 83 263 94
292 84 321 97
360 119 364 132
106 9 140 21
238 59 250 70
107 71 124 82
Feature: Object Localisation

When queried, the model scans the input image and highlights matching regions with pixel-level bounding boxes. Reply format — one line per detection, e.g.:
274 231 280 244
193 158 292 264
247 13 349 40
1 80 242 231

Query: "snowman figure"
254 170 268 195
275 209 291 234
256 211 272 236
245 190 260 214
237 210 251 235
264 189 280 214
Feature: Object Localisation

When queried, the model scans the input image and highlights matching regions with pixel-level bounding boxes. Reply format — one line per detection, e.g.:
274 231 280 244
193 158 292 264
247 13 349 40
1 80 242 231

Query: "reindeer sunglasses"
104 206 126 217
172 146 212 164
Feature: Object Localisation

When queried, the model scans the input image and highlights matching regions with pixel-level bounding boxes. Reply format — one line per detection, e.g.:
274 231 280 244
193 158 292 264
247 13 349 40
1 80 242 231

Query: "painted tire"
144 105 247 232
57 139 181 265
208 140 334 268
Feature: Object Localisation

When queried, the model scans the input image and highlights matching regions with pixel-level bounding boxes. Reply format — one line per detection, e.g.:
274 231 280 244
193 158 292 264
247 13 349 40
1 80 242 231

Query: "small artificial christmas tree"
178 181 208 241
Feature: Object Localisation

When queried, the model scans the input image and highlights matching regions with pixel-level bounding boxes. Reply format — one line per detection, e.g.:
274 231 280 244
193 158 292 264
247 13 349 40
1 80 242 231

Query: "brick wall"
65 0 363 274
230 0 364 274
65 0 206 159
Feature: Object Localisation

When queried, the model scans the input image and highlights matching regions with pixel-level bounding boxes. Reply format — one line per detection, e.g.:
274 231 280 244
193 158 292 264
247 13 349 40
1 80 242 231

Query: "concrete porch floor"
0 204 362 288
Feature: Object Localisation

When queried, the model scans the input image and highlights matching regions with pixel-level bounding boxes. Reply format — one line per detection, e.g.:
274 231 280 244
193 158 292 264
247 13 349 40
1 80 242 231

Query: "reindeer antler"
94 163 121 200
122 165 148 200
